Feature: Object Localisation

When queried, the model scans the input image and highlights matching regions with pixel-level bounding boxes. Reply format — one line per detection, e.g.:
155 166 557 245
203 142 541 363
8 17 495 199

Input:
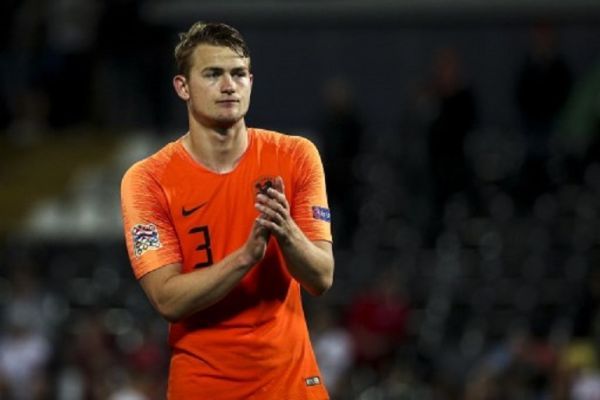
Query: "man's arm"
255 177 334 295
139 219 269 322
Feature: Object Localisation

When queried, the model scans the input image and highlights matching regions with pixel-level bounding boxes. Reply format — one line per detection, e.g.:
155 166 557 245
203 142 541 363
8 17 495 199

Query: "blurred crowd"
314 22 600 399
0 0 171 144
1 1 600 399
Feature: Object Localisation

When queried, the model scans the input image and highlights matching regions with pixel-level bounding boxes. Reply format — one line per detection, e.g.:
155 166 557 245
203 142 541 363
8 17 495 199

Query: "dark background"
1 1 600 398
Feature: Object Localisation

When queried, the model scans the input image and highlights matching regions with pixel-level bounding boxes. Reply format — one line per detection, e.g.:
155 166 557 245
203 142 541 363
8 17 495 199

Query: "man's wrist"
237 249 254 269
237 245 262 269
279 223 304 250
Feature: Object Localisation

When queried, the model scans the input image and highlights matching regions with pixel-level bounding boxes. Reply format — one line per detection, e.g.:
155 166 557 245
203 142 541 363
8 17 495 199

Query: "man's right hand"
242 218 270 266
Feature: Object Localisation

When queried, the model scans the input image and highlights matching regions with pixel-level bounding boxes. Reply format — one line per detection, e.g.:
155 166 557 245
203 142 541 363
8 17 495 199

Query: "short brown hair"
174 22 250 77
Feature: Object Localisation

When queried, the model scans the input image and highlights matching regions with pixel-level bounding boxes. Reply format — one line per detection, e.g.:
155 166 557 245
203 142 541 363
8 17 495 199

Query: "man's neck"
184 121 249 174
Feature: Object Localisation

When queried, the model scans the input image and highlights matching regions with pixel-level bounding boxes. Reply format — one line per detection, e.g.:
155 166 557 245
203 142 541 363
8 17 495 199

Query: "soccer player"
120 22 334 399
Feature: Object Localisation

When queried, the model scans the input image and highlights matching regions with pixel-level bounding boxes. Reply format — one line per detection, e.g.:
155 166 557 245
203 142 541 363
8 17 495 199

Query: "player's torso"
151 132 329 399
162 132 293 271
157 131 298 325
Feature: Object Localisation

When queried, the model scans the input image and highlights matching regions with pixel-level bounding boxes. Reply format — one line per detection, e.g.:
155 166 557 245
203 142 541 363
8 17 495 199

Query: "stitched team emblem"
132 223 161 257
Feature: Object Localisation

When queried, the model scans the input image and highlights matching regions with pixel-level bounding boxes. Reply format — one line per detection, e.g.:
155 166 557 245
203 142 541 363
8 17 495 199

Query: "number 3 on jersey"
189 225 213 268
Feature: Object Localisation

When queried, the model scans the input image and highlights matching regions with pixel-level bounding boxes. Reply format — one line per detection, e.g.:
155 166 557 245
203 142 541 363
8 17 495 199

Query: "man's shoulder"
122 140 181 184
251 128 316 153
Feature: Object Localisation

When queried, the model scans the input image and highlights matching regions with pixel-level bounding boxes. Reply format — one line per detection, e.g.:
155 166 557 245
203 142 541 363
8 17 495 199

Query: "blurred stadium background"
1 0 600 399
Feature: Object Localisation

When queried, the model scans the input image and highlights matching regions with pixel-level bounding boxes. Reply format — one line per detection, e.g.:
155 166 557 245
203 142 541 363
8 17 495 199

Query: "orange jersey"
120 128 332 399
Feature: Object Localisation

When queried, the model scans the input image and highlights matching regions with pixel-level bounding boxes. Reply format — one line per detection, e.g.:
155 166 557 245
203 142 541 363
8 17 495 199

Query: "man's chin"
213 114 246 129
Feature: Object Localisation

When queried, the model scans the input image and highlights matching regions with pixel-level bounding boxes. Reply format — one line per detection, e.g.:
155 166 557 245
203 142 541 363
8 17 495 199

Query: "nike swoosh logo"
182 201 207 217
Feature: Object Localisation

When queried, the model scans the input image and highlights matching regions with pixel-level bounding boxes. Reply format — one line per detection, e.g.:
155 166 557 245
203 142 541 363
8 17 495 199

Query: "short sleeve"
120 162 182 279
291 138 333 242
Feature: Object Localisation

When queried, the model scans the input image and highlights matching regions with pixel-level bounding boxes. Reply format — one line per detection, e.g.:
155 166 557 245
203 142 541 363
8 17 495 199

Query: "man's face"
179 44 253 129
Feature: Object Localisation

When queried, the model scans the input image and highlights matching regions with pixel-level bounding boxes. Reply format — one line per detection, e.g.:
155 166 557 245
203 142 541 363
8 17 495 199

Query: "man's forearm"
141 248 255 322
253 177 334 295
280 232 334 296
141 221 269 322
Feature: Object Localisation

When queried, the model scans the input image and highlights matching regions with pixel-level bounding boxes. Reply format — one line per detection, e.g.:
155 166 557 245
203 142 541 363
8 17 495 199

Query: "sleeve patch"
132 223 162 257
312 206 331 222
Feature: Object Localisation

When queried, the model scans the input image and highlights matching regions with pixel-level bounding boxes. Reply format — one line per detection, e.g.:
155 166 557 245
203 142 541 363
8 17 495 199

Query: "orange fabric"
121 128 331 399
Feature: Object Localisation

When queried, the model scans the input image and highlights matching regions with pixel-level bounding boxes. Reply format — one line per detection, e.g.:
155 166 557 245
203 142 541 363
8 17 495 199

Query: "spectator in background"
571 371 600 400
40 0 101 129
317 77 364 248
556 56 600 182
107 368 150 400
516 23 572 148
3 0 50 144
551 340 600 400
514 22 572 205
0 0 21 132
94 0 170 132
345 267 411 371
0 317 50 400
310 304 354 398
70 313 118 399
94 0 144 131
0 263 51 399
421 47 478 235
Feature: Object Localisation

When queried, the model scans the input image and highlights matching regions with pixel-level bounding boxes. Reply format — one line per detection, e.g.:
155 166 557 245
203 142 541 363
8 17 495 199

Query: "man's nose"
220 74 235 93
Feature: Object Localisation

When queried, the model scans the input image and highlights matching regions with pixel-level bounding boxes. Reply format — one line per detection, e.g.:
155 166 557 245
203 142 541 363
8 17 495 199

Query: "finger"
254 200 289 222
265 188 286 204
256 193 287 213
258 196 289 219
262 183 288 209
255 203 283 222
256 193 275 209
253 218 271 238
256 193 270 203
273 176 284 193
256 217 284 236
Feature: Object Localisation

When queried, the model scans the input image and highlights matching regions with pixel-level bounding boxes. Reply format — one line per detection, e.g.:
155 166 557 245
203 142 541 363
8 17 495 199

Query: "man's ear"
173 75 190 101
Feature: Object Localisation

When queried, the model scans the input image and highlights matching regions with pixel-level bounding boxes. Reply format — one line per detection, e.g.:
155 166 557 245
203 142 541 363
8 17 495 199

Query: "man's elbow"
307 271 334 296
308 244 334 296
310 280 333 296
154 300 185 323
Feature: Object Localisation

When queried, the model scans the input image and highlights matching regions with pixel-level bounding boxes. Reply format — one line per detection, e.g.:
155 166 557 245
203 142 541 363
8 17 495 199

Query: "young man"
120 22 334 399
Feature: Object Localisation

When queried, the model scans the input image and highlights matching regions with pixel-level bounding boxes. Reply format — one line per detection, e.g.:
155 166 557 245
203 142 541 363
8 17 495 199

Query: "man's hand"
242 218 270 266
254 177 298 246
254 176 333 295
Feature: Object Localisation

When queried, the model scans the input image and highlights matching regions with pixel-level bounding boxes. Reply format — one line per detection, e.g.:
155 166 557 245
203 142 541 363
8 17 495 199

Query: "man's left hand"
255 176 297 246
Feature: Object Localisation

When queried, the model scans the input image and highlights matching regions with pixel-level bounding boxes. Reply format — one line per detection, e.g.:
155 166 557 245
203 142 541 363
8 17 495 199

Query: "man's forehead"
192 44 250 67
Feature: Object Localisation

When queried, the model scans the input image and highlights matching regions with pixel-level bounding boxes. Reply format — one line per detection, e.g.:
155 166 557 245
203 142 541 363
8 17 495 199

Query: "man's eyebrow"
202 66 224 73
201 66 248 72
